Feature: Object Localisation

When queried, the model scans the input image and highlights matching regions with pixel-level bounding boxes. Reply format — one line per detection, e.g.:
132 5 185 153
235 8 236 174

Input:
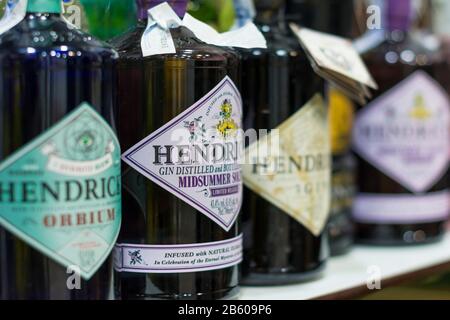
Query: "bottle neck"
384 0 413 32
27 0 62 14
136 0 188 20
255 7 286 27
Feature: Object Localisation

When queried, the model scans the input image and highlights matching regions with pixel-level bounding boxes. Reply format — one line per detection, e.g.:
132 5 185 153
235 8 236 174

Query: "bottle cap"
27 0 62 14
386 0 412 31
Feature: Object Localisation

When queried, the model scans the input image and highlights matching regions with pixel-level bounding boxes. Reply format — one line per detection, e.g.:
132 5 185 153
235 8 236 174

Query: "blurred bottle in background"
285 0 357 38
286 0 357 256
353 0 450 245
239 0 329 286
62 0 136 40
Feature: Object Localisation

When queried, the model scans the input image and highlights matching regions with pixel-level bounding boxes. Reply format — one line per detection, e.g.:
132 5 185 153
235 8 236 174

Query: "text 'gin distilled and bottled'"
0 0 121 299
112 0 244 300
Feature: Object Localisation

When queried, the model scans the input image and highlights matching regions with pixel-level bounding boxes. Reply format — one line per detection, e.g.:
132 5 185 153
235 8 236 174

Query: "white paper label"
353 71 450 193
0 0 27 35
140 2 266 57
242 94 331 236
183 13 267 49
291 26 378 90
122 76 243 231
114 234 243 273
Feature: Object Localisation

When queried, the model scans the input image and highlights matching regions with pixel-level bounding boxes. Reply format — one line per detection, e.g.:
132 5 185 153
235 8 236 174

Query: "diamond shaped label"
122 77 243 231
242 94 331 236
0 103 122 280
353 71 450 193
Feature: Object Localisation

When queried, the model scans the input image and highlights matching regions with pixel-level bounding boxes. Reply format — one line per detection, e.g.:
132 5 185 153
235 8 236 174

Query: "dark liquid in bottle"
112 23 241 300
286 0 357 256
355 28 449 245
0 13 118 300
239 2 328 286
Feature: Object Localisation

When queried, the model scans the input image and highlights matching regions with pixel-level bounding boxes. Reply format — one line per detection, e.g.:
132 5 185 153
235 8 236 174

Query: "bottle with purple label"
353 0 450 245
111 0 242 300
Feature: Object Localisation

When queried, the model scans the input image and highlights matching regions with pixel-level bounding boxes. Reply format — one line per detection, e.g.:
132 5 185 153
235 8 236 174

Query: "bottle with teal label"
0 0 121 299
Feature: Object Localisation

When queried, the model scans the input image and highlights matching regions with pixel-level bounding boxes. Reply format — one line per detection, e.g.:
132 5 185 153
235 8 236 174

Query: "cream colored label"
243 94 331 236
290 25 378 90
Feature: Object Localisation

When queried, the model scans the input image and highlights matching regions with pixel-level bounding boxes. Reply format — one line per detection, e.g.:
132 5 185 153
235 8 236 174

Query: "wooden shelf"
239 233 450 300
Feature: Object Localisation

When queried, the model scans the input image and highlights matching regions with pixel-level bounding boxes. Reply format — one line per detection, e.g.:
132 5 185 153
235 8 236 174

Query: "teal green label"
0 103 121 280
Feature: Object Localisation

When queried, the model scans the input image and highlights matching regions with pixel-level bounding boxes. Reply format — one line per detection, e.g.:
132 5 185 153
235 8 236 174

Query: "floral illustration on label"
122 76 243 231
242 94 331 236
0 103 122 280
353 71 450 193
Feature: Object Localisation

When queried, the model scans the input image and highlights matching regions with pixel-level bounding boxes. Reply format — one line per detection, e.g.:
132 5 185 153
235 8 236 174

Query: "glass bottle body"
0 13 118 300
113 23 241 300
239 17 328 285
355 31 449 245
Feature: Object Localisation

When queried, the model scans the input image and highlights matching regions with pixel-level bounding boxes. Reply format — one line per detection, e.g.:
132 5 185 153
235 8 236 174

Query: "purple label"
114 234 243 273
353 71 450 193
353 191 450 224
137 0 188 19
122 77 243 231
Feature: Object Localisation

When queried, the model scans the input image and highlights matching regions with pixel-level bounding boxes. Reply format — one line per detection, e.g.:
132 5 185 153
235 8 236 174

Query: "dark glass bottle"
285 0 356 37
353 0 450 245
0 0 120 299
239 0 329 286
285 0 357 256
112 0 242 300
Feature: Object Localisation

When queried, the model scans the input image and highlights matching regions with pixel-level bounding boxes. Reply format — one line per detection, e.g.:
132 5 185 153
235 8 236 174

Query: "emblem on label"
0 103 122 280
242 94 331 236
122 76 243 231
353 71 450 193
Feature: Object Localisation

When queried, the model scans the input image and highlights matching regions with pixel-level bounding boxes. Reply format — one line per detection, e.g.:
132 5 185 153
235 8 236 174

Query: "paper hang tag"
0 0 27 36
183 13 267 50
140 2 267 57
290 24 378 105
141 2 180 57
233 0 256 28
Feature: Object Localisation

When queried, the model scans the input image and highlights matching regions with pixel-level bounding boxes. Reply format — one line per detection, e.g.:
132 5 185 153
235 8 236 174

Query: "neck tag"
141 1 267 57
290 24 378 105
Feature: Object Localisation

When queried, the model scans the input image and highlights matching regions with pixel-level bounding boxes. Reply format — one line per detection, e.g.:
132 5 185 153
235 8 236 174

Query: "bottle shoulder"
0 15 117 59
239 24 307 61
111 24 239 63
360 31 444 67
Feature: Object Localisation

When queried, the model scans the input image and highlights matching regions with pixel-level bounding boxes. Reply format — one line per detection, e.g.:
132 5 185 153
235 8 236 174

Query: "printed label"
353 191 450 224
0 103 122 280
122 77 243 231
291 26 378 90
329 87 355 155
242 94 331 236
353 71 450 193
114 234 243 273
